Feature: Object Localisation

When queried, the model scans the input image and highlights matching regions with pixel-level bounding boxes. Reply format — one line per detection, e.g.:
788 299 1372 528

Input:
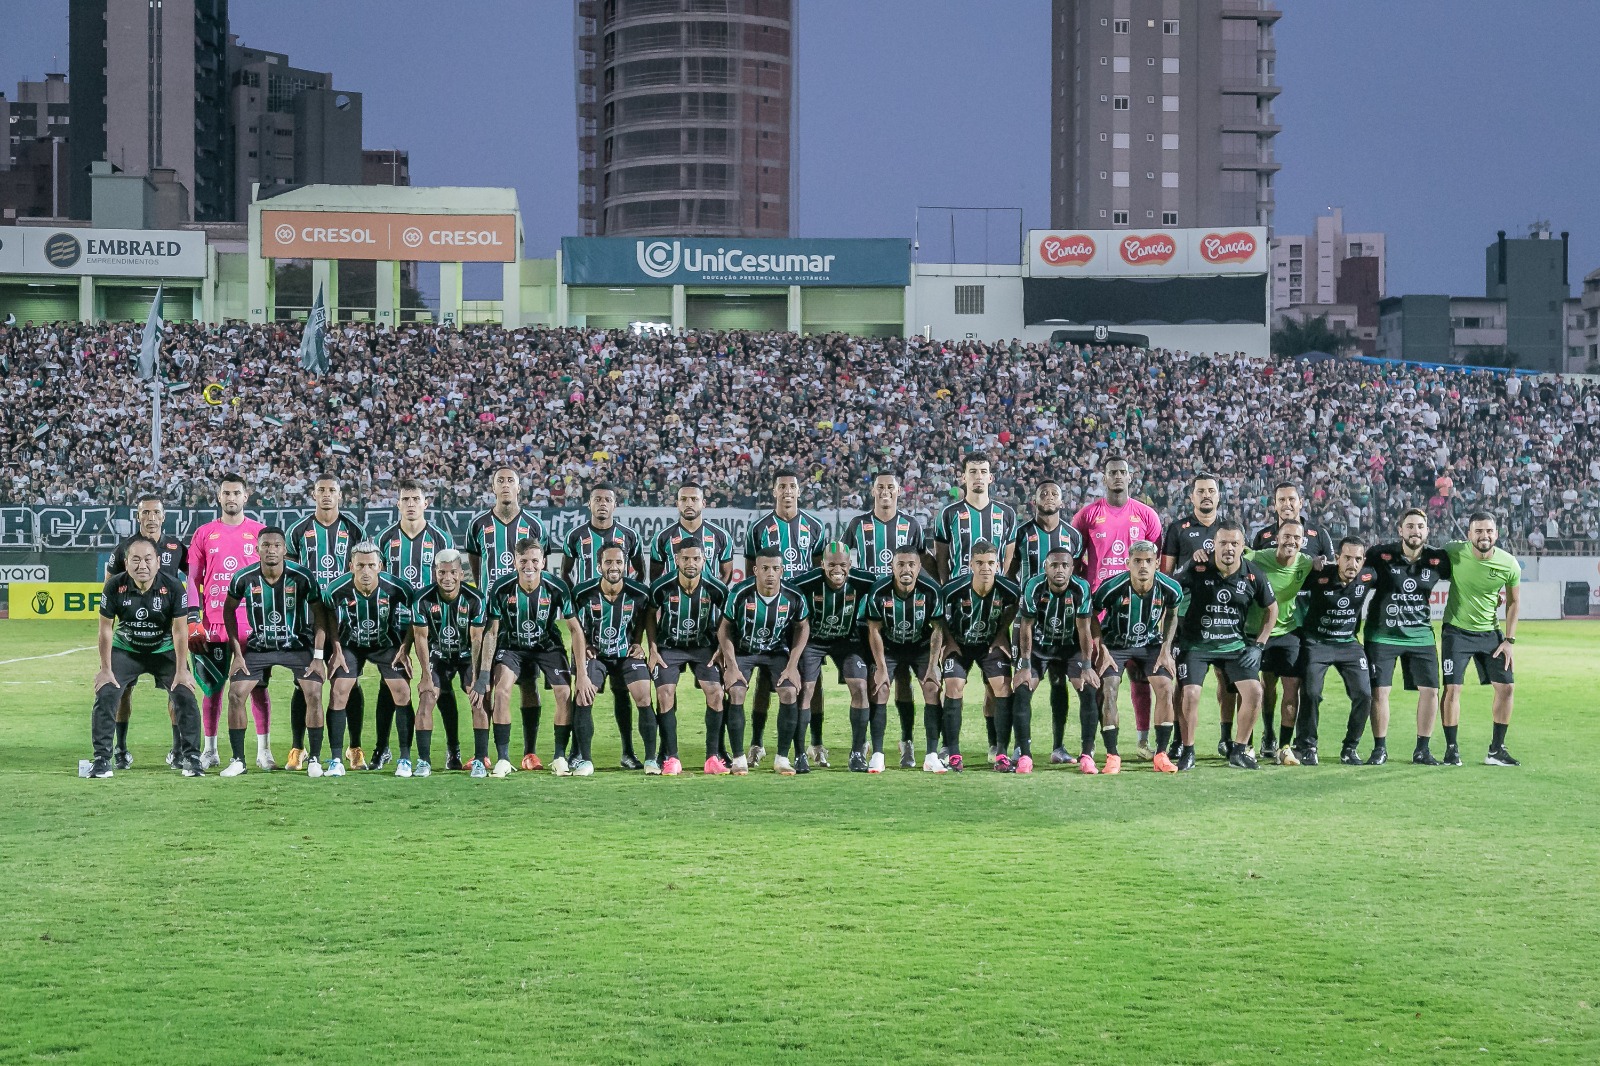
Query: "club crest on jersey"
1235 581 1249 595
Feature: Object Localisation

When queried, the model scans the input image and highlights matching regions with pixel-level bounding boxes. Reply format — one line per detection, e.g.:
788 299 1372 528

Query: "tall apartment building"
1270 209 1385 310
229 39 363 214
3 72 71 170
575 0 794 237
1050 0 1280 231
68 0 232 222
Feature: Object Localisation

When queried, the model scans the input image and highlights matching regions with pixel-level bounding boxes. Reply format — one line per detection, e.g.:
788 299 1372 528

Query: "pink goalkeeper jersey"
1070 498 1164 591
188 517 265 642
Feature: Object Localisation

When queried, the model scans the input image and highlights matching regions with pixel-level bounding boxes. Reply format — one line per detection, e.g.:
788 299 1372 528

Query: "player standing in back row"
379 479 456 762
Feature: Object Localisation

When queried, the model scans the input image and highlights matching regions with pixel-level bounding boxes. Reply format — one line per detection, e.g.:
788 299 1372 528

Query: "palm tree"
1271 314 1356 359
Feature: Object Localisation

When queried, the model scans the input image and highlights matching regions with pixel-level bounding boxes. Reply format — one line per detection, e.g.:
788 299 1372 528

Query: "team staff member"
1013 546 1096 775
1251 483 1336 561
323 544 417 776
794 545 879 772
409 549 485 775
90 537 202 778
1362 509 1451 765
1173 521 1277 770
650 483 734 583
480 540 577 779
647 542 731 774
1292 538 1379 765
1092 542 1183 773
720 547 811 776
1243 521 1314 764
1439 513 1522 767
863 546 945 771
570 545 657 773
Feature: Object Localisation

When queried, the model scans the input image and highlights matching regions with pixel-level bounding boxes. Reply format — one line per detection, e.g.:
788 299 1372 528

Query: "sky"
5 0 1598 298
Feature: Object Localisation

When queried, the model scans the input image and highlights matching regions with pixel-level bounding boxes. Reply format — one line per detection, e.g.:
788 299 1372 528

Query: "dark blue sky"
6 0 1598 296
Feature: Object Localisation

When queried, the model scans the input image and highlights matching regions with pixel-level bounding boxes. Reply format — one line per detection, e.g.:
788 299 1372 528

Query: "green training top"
1243 548 1313 638
1442 542 1519 633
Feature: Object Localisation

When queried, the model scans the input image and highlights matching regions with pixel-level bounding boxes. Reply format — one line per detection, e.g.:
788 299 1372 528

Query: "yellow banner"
9 582 106 619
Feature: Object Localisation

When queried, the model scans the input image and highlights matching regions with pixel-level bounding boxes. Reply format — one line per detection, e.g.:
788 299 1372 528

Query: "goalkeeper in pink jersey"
1070 457 1164 760
187 474 275 769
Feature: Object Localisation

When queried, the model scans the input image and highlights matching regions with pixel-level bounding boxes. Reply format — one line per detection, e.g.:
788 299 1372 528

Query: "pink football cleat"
703 755 730 775
662 756 683 776
1103 754 1122 775
1015 754 1034 774
1078 753 1099 775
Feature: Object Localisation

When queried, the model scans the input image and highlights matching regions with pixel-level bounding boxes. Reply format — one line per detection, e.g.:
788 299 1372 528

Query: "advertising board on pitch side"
1028 227 1268 277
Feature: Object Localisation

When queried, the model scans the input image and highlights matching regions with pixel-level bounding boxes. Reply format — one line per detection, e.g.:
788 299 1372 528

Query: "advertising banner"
1 227 207 278
1028 227 1267 277
562 237 910 287
9 582 106 619
0 564 50 586
261 211 518 263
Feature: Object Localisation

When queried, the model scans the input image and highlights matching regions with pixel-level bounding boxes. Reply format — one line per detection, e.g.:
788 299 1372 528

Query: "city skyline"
4 0 1597 298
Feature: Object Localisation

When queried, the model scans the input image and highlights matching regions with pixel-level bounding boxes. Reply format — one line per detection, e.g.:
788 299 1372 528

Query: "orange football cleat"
521 753 544 772
346 746 368 771
1152 751 1178 773
284 747 306 771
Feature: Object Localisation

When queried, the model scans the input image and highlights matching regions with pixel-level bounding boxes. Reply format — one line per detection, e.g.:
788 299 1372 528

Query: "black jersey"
409 583 487 659
285 513 366 592
100 571 189 654
486 573 573 651
225 562 322 652
467 508 549 590
648 573 730 651
1251 519 1336 560
745 510 828 581
938 573 1022 647
571 578 652 659
1175 560 1275 652
650 520 734 577
722 580 810 655
841 511 925 579
1091 571 1185 650
1009 517 1082 582
1161 513 1222 574
378 521 454 594
862 574 943 649
933 499 1017 578
563 521 646 584
1018 573 1095 654
322 572 413 649
1363 543 1451 647
108 534 188 578
791 567 877 642
1300 567 1378 644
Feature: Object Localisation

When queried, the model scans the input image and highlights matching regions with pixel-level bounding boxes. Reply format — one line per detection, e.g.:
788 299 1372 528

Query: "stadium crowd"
3 318 1599 548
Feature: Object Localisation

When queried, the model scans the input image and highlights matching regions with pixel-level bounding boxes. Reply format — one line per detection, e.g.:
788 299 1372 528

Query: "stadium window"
1099 94 1108 102
1147 133 1156 141
1101 56 1108 65
1112 171 1129 187
1099 171 1108 179
1162 172 1179 187
1163 211 1179 225
1163 20 1179 34
1114 19 1129 33
1113 132 1129 148
1100 132 1108 141
1147 57 1156 65
1163 133 1179 149
1100 17 1108 25
1163 95 1179 111
1147 172 1156 179
954 285 986 315
1147 96 1156 104
1112 210 1129 225
1114 56 1130 72
1100 210 1108 218
1146 211 1155 219
1113 96 1129 110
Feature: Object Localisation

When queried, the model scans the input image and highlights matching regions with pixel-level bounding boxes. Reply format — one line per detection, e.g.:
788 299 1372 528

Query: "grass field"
2 617 1597 1064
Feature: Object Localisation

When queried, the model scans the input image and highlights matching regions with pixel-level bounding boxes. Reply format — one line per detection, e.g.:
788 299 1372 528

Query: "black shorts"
1260 632 1306 680
1101 645 1171 681
493 646 572 688
1365 640 1440 691
333 644 409 682
1026 649 1090 685
800 638 869 683
583 655 652 692
1177 646 1260 689
108 647 180 691
431 654 475 692
237 647 318 686
1302 641 1372 699
652 646 721 686
877 643 933 685
1440 625 1513 686
729 651 796 689
941 643 1012 681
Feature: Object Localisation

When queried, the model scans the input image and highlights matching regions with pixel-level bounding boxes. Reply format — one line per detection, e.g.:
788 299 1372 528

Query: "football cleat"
199 748 220 770
1227 748 1259 770
644 759 663 776
284 747 306 772
1276 747 1301 767
166 749 178 769
731 756 749 776
415 760 432 778
662 757 683 776
326 758 346 778
1339 745 1362 766
1261 736 1279 760
521 753 543 772
306 757 323 779
115 750 134 771
922 752 948 774
551 756 572 777
1484 746 1520 767
256 750 278 772
1152 751 1177 773
1135 741 1155 761
794 752 811 775
1442 745 1463 767
947 753 964 773
807 744 830 768
1216 738 1231 759
1015 754 1034 775
220 758 247 778
703 755 730 776
774 755 795 776
491 758 515 778
987 744 1000 765
1176 748 1197 772
1412 746 1440 766
898 740 915 769
992 753 1014 773
369 748 393 772
394 758 413 778
87 758 114 779
746 745 766 769
1078 753 1099 775
181 760 205 778
346 747 368 771
1365 747 1389 766
573 759 595 777
445 751 464 771
867 752 886 774
1103 754 1122 775
1297 746 1320 767
1166 737 1183 762
1050 746 1072 765
849 750 868 773
620 753 645 771
469 758 488 778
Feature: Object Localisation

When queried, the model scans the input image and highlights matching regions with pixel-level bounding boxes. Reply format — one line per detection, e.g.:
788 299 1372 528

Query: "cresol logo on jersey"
562 237 911 288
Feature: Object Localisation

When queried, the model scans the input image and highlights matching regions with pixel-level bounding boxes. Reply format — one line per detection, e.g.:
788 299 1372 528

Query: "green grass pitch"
2 618 1597 1064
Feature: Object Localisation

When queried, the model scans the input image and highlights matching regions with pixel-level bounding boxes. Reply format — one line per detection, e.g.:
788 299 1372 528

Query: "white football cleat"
551 756 572 777
773 755 794 776
415 760 432 778
491 758 515 778
255 750 278 772
199 748 221 770
573 759 595 777
326 758 345 777
220 758 247 778
868 752 886 773
306 757 323 778
394 758 413 778
922 752 948 773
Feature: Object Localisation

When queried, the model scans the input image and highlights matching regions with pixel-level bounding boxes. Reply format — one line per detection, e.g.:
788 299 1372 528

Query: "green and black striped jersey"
1009 518 1083 583
225 561 322 652
745 509 828 580
1019 573 1094 654
650 520 734 577
409 583 487 659
563 521 645 584
285 513 365 591
933 499 1017 578
648 573 730 650
938 573 1022 647
323 572 413 649
1091 571 1183 650
378 521 454 594
467 508 549 590
722 580 810 655
840 511 925 579
571 578 653 659
486 573 573 651
862 574 943 648
791 567 877 642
